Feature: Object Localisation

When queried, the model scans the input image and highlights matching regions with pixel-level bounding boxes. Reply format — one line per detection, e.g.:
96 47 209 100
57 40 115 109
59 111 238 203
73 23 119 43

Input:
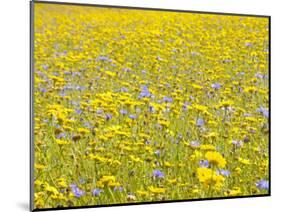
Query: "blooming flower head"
196 118 204 127
152 170 165 179
211 83 221 89
92 188 102 196
114 186 124 192
205 151 227 168
257 106 269 118
129 114 137 120
163 96 173 103
256 180 269 190
217 169 231 177
120 109 128 115
154 150 160 157
70 184 85 198
197 167 225 188
138 85 151 98
190 140 200 148
105 114 113 121
199 160 209 168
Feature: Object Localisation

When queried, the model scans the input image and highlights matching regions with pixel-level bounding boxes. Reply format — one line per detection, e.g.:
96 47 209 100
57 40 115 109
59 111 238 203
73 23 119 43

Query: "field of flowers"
33 3 269 210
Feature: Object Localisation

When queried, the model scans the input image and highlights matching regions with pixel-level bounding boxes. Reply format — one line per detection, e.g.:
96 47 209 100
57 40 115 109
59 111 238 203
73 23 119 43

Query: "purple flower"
138 85 151 99
114 186 124 192
199 160 209 168
154 150 160 157
79 178 85 184
75 85 85 91
255 72 266 79
257 106 269 118
183 101 191 111
256 180 269 190
153 170 165 179
96 109 103 114
75 109 83 115
196 118 204 127
56 132 66 139
211 83 221 89
92 188 102 196
129 114 137 120
163 96 173 103
149 106 155 113
97 55 109 61
83 122 92 128
105 114 113 121
190 140 200 148
70 184 85 198
232 140 243 148
39 88 47 93
245 42 253 47
42 64 49 70
120 87 128 92
120 109 128 115
217 169 231 177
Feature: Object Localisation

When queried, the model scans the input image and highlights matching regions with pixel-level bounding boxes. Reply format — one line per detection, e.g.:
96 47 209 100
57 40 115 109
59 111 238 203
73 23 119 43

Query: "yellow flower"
205 151 226 168
35 163 46 170
55 139 69 146
200 144 216 151
228 187 241 196
137 190 149 197
148 186 166 194
238 157 251 165
57 178 68 188
164 161 173 168
197 167 225 188
45 184 59 195
78 128 90 134
129 155 143 163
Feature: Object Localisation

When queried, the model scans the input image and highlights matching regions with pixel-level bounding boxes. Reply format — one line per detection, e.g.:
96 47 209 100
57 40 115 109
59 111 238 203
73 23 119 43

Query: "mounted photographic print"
30 1 270 211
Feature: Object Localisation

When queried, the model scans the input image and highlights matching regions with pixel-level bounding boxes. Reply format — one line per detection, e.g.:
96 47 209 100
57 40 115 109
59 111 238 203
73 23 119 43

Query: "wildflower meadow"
33 3 270 209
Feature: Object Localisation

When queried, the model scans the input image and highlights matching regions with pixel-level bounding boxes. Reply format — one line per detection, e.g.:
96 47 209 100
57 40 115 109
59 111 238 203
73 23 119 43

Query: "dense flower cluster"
33 3 269 209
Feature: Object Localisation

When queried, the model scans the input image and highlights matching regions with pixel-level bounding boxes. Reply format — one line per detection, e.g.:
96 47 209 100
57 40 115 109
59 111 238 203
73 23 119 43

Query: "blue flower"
152 170 164 179
96 109 103 114
257 106 269 118
83 122 92 128
196 118 204 127
138 85 151 99
120 109 128 115
92 188 102 196
149 106 155 113
70 184 85 198
217 169 231 177
163 96 173 103
113 186 124 192
39 87 47 93
120 87 128 92
256 180 269 190
105 114 112 121
75 109 83 115
211 83 221 89
199 160 209 168
75 85 85 91
255 72 266 79
129 114 137 120
97 55 109 61
190 140 200 148
56 132 66 139
183 101 190 111
154 150 160 157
